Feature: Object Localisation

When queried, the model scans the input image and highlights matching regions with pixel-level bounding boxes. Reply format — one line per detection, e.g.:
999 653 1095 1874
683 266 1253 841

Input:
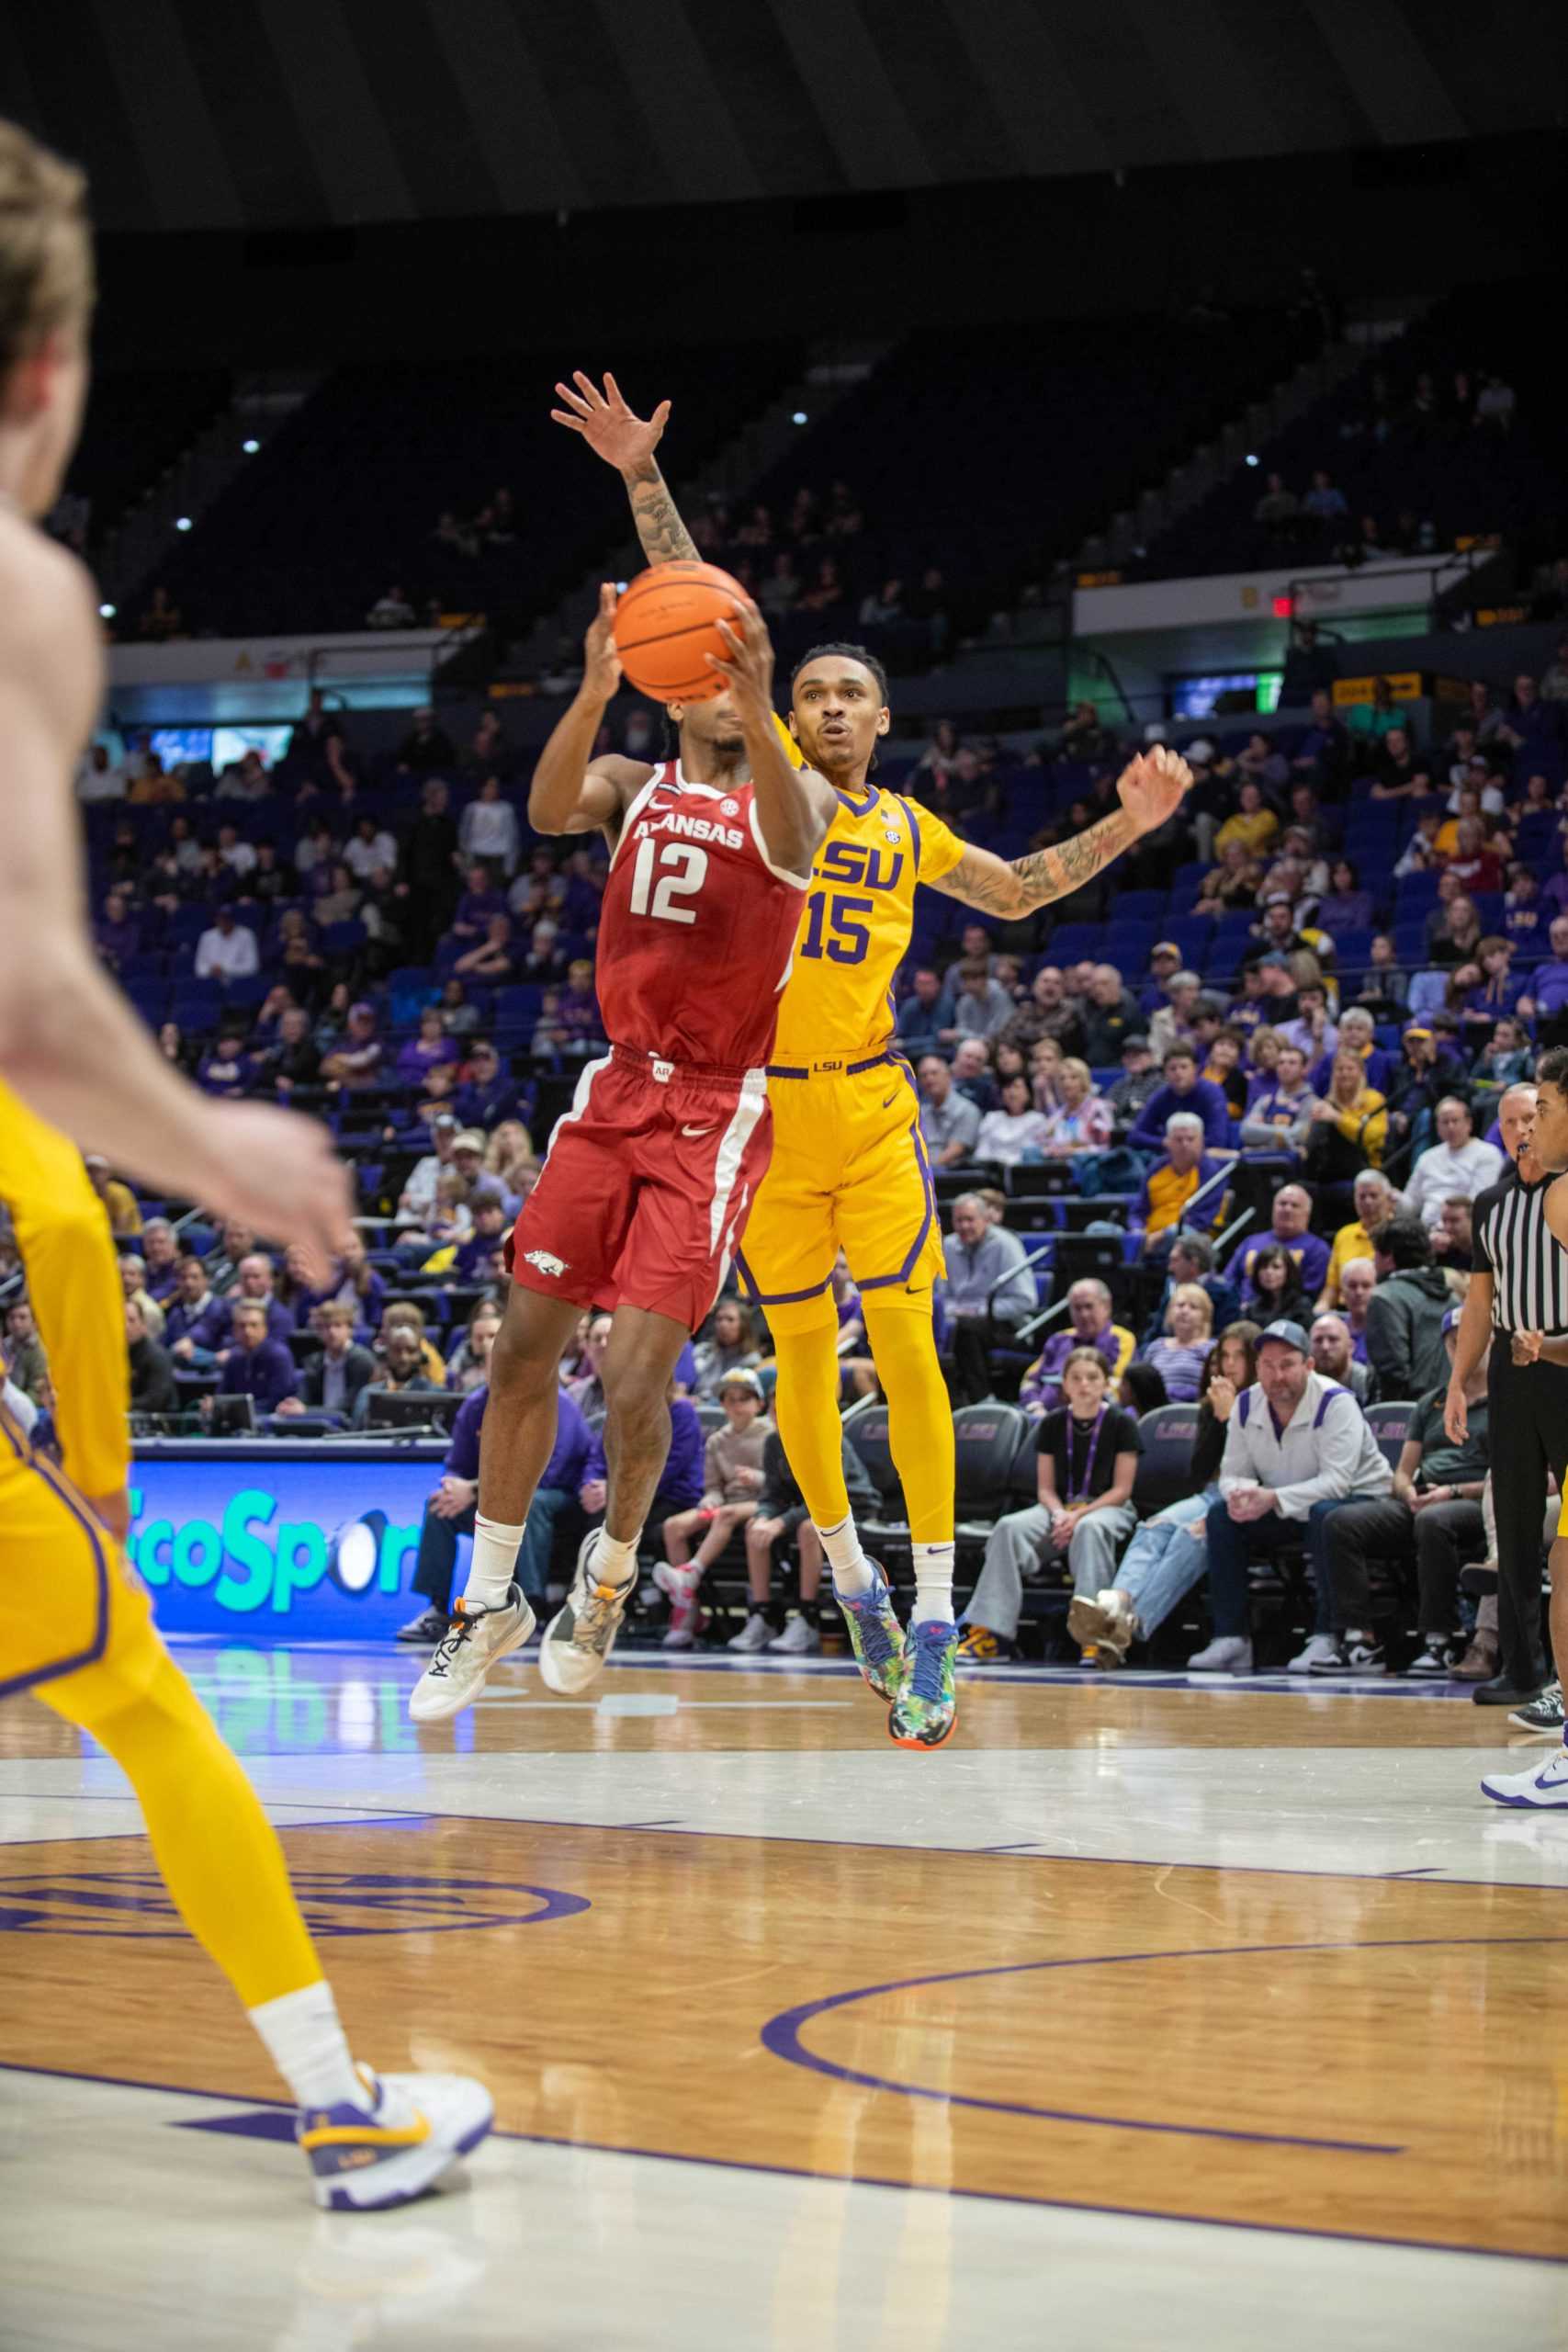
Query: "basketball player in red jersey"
412 584 836 1720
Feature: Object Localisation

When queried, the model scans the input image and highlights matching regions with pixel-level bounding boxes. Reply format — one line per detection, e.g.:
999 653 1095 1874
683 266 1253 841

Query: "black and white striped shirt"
1473 1171 1568 1334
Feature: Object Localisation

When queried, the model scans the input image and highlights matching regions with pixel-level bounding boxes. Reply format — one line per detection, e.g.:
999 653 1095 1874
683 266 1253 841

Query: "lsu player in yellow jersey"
553 371 1190 1747
0 117 489 2203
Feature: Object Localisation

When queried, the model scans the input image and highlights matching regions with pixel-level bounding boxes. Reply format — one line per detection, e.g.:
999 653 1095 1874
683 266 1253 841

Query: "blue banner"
127 1454 442 1639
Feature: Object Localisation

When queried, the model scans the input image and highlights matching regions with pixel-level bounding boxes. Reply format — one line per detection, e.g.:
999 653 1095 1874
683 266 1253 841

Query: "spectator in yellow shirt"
83 1152 141 1236
1214 780 1280 860
1319 1168 1397 1307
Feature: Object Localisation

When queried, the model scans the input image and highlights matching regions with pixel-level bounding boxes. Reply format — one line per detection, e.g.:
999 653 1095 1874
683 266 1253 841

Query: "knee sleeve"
862 1294 954 1544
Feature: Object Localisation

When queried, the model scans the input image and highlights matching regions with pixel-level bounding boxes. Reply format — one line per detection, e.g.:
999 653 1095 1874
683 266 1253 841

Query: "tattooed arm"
930 749 1191 918
550 369 700 563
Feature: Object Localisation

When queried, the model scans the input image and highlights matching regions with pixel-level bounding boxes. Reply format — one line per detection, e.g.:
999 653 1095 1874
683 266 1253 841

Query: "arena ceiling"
4 0 1564 233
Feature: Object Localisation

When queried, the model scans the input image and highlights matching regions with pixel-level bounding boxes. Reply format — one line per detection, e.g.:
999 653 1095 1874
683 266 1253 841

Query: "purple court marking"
761 1932 1568 2157
6 2059 1564 2269
0 1867 590 1939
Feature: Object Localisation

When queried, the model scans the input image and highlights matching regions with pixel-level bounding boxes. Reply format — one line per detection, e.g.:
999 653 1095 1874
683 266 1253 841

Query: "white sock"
249 1979 364 2112
590 1529 639 1589
911 1541 956 1626
464 1514 525 1611
820 1514 874 1596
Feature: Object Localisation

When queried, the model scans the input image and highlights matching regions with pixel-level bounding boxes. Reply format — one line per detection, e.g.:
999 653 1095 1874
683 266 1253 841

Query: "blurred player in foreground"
0 118 490 2206
1480 1047 1568 1807
554 371 1189 1748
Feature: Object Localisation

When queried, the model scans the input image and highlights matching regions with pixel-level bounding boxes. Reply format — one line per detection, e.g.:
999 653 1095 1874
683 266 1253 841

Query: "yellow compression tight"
769 1292 955 1544
44 1648 321 2011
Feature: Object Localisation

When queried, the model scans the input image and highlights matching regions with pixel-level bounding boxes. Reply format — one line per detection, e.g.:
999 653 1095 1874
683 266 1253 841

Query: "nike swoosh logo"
681 1123 716 1137
882 1092 897 1109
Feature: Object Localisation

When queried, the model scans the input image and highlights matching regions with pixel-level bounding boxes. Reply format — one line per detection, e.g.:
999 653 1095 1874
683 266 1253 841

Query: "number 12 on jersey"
629 837 707 926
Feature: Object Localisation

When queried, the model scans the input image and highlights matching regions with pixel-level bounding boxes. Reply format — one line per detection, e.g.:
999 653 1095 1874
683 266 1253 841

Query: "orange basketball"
612 560 748 704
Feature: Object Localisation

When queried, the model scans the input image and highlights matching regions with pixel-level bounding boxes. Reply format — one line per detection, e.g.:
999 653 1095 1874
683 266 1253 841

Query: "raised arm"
550 371 700 564
528 583 654 841
931 749 1192 919
706 599 835 879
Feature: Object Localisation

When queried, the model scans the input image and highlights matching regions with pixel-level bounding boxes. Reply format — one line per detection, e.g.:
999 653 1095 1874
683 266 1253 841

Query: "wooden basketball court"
2 1645 1566 2348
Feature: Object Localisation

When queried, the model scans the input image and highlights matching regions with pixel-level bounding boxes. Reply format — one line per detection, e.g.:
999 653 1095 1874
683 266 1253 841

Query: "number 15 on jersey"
801 888 872 966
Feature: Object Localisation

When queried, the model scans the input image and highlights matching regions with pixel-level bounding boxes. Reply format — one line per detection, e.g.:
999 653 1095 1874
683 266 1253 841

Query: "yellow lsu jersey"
770 782 965 1070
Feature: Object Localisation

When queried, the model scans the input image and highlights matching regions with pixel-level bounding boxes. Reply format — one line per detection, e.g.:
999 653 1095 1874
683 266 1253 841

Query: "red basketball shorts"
506 1047 773 1330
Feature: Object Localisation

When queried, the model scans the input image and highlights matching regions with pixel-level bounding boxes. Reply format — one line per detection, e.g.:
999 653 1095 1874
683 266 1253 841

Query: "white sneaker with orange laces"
408 1583 535 1723
538 1532 635 1694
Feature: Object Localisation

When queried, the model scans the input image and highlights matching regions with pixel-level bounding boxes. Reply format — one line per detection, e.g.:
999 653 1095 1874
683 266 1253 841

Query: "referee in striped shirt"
1445 1081 1562 1703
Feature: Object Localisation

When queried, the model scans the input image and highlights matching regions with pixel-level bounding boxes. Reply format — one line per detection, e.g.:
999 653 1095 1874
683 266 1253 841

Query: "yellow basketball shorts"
1558 1485 1568 1543
0 1409 164 1720
738 1053 943 1328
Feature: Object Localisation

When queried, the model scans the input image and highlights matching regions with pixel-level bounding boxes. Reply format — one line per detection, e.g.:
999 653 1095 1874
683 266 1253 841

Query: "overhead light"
242 437 259 454
98 601 116 619
1245 453 1259 468
175 515 192 531
792 411 807 425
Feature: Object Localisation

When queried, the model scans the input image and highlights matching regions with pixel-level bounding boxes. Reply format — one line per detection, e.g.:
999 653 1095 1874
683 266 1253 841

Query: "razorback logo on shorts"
524 1249 569 1278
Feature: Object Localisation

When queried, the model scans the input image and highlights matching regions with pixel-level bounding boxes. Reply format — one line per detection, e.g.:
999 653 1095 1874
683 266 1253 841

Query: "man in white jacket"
1189 1318 1392 1674
1403 1096 1503 1231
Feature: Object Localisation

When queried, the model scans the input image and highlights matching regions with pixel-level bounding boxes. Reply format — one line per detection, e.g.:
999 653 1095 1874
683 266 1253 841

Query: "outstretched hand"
551 370 671 473
1117 745 1193 836
706 598 775 711
582 582 623 701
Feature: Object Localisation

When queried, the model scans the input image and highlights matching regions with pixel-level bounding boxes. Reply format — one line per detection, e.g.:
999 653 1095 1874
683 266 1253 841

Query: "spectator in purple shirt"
1128 1046 1232 1151
223 1255 295 1350
95 888 140 970
320 1001 384 1090
294 1231 386 1340
1497 673 1561 760
164 1255 231 1367
400 1381 595 1639
1224 1184 1331 1302
1519 916 1568 1023
1505 865 1545 956
453 1038 525 1133
215 1301 299 1412
139 1217 182 1304
547 961 605 1057
447 864 506 943
1019 1279 1131 1418
581 1391 705 1537
395 1007 460 1087
1539 839 1568 926
198 1031 258 1098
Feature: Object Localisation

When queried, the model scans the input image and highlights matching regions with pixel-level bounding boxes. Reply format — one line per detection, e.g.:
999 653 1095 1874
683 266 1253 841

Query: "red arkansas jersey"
597 761 810 1069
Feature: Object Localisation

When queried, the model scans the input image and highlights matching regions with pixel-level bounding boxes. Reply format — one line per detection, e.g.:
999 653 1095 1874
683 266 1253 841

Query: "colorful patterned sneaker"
888 1618 959 1750
833 1562 907 1701
955 1622 1013 1664
1480 1746 1568 1808
297 2064 493 2211
409 1584 536 1723
539 1532 635 1694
